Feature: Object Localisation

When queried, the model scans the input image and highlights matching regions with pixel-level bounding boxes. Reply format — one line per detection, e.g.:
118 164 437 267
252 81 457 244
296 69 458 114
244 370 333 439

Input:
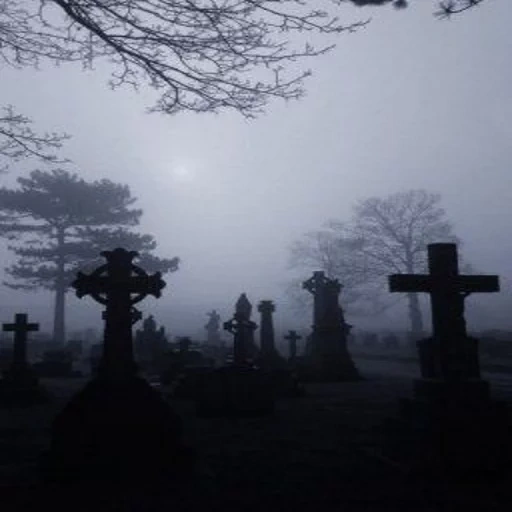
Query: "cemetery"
0 242 509 512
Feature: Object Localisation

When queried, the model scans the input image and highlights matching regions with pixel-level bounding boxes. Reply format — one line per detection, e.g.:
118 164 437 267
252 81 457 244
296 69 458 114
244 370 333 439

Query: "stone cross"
284 330 301 360
258 300 276 357
389 243 499 379
224 293 257 365
2 313 39 369
72 248 165 381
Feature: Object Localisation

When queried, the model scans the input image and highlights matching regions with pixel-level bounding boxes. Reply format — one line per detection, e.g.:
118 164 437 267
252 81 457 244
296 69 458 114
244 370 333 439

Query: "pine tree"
0 169 178 344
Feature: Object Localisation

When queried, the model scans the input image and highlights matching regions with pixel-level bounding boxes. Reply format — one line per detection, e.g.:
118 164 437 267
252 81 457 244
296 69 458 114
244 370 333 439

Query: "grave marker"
72 248 165 380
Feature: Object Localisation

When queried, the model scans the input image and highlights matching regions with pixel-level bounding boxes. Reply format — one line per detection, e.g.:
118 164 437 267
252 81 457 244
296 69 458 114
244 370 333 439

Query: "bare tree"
0 1 371 118
288 190 460 333
0 106 69 168
349 189 459 334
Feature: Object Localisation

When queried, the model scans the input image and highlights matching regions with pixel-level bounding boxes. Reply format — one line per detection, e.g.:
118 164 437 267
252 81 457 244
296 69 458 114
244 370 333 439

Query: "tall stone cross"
258 300 276 357
284 330 301 360
72 248 165 381
2 313 39 369
389 243 499 378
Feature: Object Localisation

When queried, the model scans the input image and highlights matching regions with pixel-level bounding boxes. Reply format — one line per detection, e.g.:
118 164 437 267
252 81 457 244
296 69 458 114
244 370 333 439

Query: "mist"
1 1 511 340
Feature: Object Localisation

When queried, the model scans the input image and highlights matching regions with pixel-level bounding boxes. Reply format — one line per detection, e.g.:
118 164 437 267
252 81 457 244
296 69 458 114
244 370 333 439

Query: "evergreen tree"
0 169 179 344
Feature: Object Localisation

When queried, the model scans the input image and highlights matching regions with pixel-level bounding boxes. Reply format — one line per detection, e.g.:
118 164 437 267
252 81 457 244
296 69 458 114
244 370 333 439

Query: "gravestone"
41 248 195 485
301 271 360 381
134 314 168 373
382 243 509 472
285 330 301 362
0 313 48 406
196 294 274 417
223 293 259 365
205 309 222 345
256 300 286 369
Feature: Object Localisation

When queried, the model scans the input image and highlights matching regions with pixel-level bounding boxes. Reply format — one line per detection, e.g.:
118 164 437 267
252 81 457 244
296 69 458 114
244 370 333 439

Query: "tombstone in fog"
301 271 360 381
134 314 168 372
41 248 194 485
257 300 286 369
0 313 47 405
205 309 222 345
285 330 301 361
383 243 509 471
197 293 273 417
223 293 258 365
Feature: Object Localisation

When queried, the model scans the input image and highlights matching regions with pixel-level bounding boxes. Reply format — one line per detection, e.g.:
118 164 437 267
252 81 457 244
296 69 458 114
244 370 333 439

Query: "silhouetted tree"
0 169 179 344
1 1 371 118
289 190 459 334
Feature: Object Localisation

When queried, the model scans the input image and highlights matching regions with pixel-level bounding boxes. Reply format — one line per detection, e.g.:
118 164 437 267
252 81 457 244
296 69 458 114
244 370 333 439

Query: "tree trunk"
407 292 423 338
53 229 66 345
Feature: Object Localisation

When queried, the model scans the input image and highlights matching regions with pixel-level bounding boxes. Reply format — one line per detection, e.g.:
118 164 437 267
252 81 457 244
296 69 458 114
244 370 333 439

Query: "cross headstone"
284 330 301 360
3 313 39 371
72 248 165 381
389 243 499 380
223 293 258 365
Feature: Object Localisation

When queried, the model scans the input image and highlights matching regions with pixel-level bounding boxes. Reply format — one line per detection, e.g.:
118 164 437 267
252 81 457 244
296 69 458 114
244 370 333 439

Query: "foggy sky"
1 1 511 340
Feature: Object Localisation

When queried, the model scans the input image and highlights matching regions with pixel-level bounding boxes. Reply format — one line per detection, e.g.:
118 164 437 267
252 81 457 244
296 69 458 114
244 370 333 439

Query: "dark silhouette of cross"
389 243 499 340
3 313 39 368
284 330 301 360
72 248 165 381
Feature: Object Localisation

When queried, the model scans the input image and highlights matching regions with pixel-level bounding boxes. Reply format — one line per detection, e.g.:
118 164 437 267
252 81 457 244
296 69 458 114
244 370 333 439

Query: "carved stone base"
380 378 511 474
196 366 274 417
40 375 195 485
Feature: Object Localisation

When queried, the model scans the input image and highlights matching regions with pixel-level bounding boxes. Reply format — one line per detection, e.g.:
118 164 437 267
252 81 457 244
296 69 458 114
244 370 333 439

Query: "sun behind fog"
171 165 195 183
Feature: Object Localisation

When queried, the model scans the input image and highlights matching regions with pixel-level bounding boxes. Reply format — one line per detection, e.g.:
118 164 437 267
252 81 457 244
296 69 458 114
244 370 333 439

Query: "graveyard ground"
0 358 511 511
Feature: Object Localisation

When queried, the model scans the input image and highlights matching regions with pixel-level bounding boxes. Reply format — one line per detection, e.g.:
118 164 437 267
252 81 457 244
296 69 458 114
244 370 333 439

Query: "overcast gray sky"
1 1 511 341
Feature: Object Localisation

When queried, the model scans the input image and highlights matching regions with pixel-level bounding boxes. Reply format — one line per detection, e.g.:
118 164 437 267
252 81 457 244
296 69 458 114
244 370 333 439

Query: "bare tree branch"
0 1 370 117
0 105 70 165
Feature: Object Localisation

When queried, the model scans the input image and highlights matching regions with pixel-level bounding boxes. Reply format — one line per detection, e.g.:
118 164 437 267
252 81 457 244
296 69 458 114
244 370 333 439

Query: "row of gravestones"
0 243 510 486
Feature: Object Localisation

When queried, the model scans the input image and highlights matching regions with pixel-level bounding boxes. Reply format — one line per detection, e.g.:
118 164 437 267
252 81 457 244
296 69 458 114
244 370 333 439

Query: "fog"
1 1 511 340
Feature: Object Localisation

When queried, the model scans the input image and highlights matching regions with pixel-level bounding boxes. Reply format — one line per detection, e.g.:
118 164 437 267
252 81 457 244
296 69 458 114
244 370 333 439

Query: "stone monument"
0 313 48 406
382 243 509 472
301 271 360 381
41 248 195 485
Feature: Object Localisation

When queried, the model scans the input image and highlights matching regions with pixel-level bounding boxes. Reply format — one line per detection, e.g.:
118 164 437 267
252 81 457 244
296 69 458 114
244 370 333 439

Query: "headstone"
223 293 258 365
134 315 169 373
196 294 273 417
205 309 222 345
301 271 360 381
0 313 48 406
256 300 286 369
285 330 301 361
41 248 195 485
382 243 509 472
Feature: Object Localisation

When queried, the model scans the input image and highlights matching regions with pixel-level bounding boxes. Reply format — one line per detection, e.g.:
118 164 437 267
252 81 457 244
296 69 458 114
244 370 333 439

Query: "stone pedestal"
40 375 195 484
196 366 274 417
380 378 510 474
